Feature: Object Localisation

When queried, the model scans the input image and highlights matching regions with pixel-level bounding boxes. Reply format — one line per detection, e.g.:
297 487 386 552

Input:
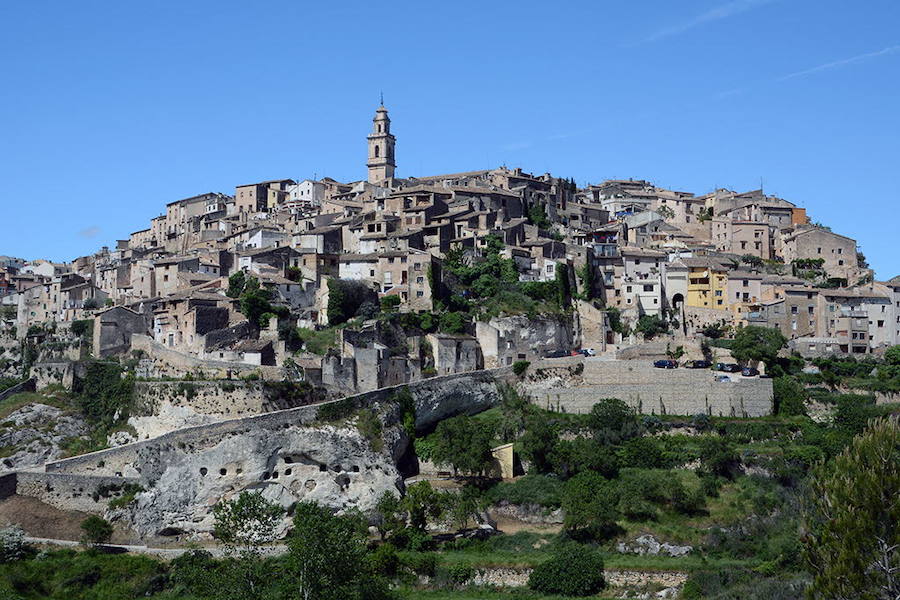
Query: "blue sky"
1 0 898 278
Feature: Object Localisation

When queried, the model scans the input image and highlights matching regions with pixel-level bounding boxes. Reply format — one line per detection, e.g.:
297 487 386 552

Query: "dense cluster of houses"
1 103 896 373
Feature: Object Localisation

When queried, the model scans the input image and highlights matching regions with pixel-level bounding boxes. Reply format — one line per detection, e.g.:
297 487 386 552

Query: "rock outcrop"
124 418 405 539
0 403 87 472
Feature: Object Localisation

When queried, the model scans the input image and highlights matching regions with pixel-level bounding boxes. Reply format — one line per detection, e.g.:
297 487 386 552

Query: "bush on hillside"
528 543 606 596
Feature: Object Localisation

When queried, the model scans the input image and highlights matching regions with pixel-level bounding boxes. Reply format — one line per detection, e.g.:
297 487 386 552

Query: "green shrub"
528 543 606 596
774 376 807 416
317 398 356 422
619 436 669 469
0 526 26 562
367 543 399 576
80 515 113 546
512 360 530 376
356 409 383 452
445 563 475 587
404 552 437 576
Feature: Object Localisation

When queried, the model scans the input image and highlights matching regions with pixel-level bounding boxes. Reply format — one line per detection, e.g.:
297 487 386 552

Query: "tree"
730 325 786 371
380 295 401 312
741 254 765 270
635 314 668 340
656 205 675 220
619 436 668 469
773 376 808 417
496 383 533 441
438 311 466 334
555 266 571 308
212 491 283 557
699 437 740 480
665 343 685 361
606 307 624 334
327 279 378 326
885 345 900 366
236 276 275 328
283 502 390 600
373 491 405 541
577 262 595 300
551 438 620 480
700 322 728 339
561 472 620 541
211 491 284 599
80 515 113 547
402 481 446 532
529 543 606 596
587 398 641 445
521 416 558 474
804 417 900 600
430 416 495 476
227 271 246 298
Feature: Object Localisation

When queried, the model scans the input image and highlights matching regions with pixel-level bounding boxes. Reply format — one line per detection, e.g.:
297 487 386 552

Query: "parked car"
653 359 678 369
741 367 760 377
716 363 741 373
582 348 596 357
683 360 712 369
545 350 569 359
715 375 732 383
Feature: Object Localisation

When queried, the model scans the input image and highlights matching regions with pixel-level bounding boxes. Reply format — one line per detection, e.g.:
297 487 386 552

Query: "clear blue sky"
1 1 898 278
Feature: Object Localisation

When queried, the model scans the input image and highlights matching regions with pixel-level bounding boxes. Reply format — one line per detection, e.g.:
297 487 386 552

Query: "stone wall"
47 368 512 479
32 361 75 389
524 359 772 417
132 334 282 380
6 471 143 513
132 380 324 425
0 377 35 402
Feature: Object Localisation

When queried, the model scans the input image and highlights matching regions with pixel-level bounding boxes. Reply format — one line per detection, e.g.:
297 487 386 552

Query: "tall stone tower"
367 103 396 185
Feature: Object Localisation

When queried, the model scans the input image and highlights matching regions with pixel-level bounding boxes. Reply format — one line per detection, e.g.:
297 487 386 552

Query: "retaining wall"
0 377 35 402
1 471 142 513
133 380 323 420
525 359 772 417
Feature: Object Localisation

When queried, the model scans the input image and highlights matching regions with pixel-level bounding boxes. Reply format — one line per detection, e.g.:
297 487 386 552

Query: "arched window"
377 124 382 133
374 145 380 158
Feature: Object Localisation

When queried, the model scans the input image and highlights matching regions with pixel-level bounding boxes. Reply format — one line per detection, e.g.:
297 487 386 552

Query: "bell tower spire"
367 103 395 185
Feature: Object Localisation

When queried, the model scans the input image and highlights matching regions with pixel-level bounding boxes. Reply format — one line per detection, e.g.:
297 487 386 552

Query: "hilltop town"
1 105 899 599
1 104 894 378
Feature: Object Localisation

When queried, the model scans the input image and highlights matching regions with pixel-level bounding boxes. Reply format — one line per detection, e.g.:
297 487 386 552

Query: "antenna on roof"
380 91 384 106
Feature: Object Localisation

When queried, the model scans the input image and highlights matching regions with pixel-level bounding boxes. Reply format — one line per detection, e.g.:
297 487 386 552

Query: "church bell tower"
367 102 396 185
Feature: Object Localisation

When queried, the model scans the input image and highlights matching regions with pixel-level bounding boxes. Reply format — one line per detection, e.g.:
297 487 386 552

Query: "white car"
582 348 596 356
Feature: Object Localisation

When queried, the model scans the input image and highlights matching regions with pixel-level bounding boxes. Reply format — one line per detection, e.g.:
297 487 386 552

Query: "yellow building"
685 258 729 309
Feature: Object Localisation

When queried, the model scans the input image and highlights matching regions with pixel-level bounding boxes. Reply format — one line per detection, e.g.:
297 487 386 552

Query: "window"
878 320 885 327
643 285 653 292
374 145 380 158
416 291 423 297
743 280 749 287
546 265 554 273
838 260 844 266
626 286 632 293
791 306 799 315
414 263 421 271
817 247 822 254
